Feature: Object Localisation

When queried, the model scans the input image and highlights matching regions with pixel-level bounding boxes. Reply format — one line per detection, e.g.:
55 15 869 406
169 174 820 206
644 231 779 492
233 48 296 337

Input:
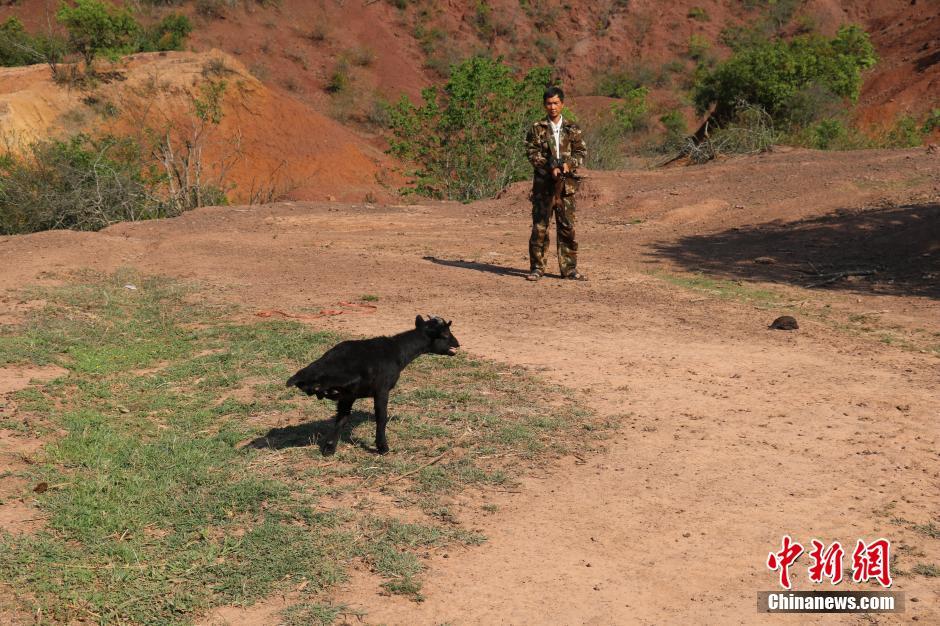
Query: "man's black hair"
543 86 565 102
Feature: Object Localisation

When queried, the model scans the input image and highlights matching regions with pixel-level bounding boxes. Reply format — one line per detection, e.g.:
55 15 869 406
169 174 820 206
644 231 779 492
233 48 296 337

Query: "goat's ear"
446 320 452 327
415 315 425 329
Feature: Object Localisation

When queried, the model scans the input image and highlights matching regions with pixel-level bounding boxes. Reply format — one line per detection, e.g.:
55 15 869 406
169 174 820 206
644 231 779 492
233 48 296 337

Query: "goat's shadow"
423 256 546 278
243 410 378 454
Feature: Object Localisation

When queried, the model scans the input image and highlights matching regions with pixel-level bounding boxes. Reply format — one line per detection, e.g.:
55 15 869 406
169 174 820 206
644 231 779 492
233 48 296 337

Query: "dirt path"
1 148 938 624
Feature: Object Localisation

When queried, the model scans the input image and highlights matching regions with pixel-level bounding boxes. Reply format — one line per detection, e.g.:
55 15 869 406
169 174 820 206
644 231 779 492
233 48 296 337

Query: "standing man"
525 86 588 281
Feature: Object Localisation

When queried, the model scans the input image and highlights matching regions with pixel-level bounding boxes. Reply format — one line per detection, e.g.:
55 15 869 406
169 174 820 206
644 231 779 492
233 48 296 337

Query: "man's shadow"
424 256 558 278
243 411 376 454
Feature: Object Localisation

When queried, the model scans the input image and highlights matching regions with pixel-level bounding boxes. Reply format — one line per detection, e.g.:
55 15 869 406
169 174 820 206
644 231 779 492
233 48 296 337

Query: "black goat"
286 315 460 455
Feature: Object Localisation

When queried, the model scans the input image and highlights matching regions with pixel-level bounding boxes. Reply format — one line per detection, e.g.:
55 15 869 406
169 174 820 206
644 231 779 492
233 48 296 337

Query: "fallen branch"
806 269 877 288
386 431 470 485
386 449 451 484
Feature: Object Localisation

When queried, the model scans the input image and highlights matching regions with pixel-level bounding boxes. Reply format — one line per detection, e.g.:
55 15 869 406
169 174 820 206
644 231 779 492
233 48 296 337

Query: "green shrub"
783 117 871 150
885 115 924 148
326 60 350 93
718 24 768 51
694 25 877 127
474 1 493 39
687 34 711 61
808 118 848 150
687 7 709 21
610 87 649 133
595 64 655 97
581 89 650 169
138 13 193 52
388 56 551 200
659 109 687 149
0 17 68 68
922 109 940 134
582 124 626 170
711 104 778 153
0 134 160 234
56 0 141 70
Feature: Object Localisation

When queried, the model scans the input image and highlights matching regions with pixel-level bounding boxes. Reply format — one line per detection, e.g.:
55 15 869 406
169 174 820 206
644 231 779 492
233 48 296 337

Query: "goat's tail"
286 365 327 398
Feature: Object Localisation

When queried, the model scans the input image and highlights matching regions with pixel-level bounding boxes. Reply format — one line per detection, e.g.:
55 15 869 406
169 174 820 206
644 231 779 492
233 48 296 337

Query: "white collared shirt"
549 116 563 159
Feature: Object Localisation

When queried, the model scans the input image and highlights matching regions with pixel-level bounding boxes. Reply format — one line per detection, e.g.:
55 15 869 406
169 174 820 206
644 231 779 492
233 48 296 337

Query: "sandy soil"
0 147 938 624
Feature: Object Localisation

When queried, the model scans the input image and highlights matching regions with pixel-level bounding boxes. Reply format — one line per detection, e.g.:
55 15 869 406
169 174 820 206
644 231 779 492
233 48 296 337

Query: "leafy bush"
782 117 872 150
694 25 877 127
807 118 848 150
921 109 940 134
581 90 649 170
582 124 625 170
138 13 193 52
718 24 768 52
326 60 350 93
0 134 160 234
595 64 656 97
659 110 687 137
687 34 711 62
687 7 709 21
659 109 688 149
57 0 141 70
885 115 924 148
610 87 649 132
388 56 551 200
0 17 67 68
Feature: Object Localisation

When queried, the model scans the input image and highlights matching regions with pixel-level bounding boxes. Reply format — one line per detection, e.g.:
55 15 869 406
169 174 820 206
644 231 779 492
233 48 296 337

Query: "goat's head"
415 315 460 355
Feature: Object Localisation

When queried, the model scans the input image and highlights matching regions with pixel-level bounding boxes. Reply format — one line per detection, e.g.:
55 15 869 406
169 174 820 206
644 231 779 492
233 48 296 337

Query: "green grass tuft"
652 270 781 305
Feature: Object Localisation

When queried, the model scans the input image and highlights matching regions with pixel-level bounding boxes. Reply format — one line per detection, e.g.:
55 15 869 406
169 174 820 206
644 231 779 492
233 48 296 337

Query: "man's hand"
552 167 562 179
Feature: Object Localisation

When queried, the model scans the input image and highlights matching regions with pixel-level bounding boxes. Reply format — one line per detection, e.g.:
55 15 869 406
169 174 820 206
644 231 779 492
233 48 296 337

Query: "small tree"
694 25 876 127
388 56 551 201
57 0 140 72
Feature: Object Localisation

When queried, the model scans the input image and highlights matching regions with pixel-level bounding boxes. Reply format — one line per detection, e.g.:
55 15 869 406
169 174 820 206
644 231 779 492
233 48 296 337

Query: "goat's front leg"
323 398 353 455
374 390 390 454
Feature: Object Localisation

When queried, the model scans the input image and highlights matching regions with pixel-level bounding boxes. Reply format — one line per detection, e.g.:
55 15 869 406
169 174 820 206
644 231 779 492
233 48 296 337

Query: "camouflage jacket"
525 117 587 196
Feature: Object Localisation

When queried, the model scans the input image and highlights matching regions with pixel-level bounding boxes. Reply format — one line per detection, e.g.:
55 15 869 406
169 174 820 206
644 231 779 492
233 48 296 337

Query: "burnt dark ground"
651 202 940 299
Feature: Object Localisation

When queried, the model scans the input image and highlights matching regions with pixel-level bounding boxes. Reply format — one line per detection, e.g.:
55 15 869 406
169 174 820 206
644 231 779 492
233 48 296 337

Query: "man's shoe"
526 270 543 281
565 271 587 281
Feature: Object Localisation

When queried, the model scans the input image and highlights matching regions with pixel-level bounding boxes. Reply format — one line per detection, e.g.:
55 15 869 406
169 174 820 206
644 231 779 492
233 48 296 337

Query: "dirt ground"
1 147 938 624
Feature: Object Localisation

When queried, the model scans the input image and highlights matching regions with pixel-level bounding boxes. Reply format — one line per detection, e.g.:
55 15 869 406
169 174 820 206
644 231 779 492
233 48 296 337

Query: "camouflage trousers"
529 192 578 276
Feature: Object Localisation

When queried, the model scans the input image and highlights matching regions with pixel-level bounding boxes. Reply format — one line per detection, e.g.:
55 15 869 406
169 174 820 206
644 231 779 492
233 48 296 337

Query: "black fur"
286 316 460 455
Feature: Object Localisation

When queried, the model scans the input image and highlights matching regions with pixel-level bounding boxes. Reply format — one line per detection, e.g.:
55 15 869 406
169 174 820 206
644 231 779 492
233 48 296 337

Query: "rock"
769 315 799 330
927 144 939 155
